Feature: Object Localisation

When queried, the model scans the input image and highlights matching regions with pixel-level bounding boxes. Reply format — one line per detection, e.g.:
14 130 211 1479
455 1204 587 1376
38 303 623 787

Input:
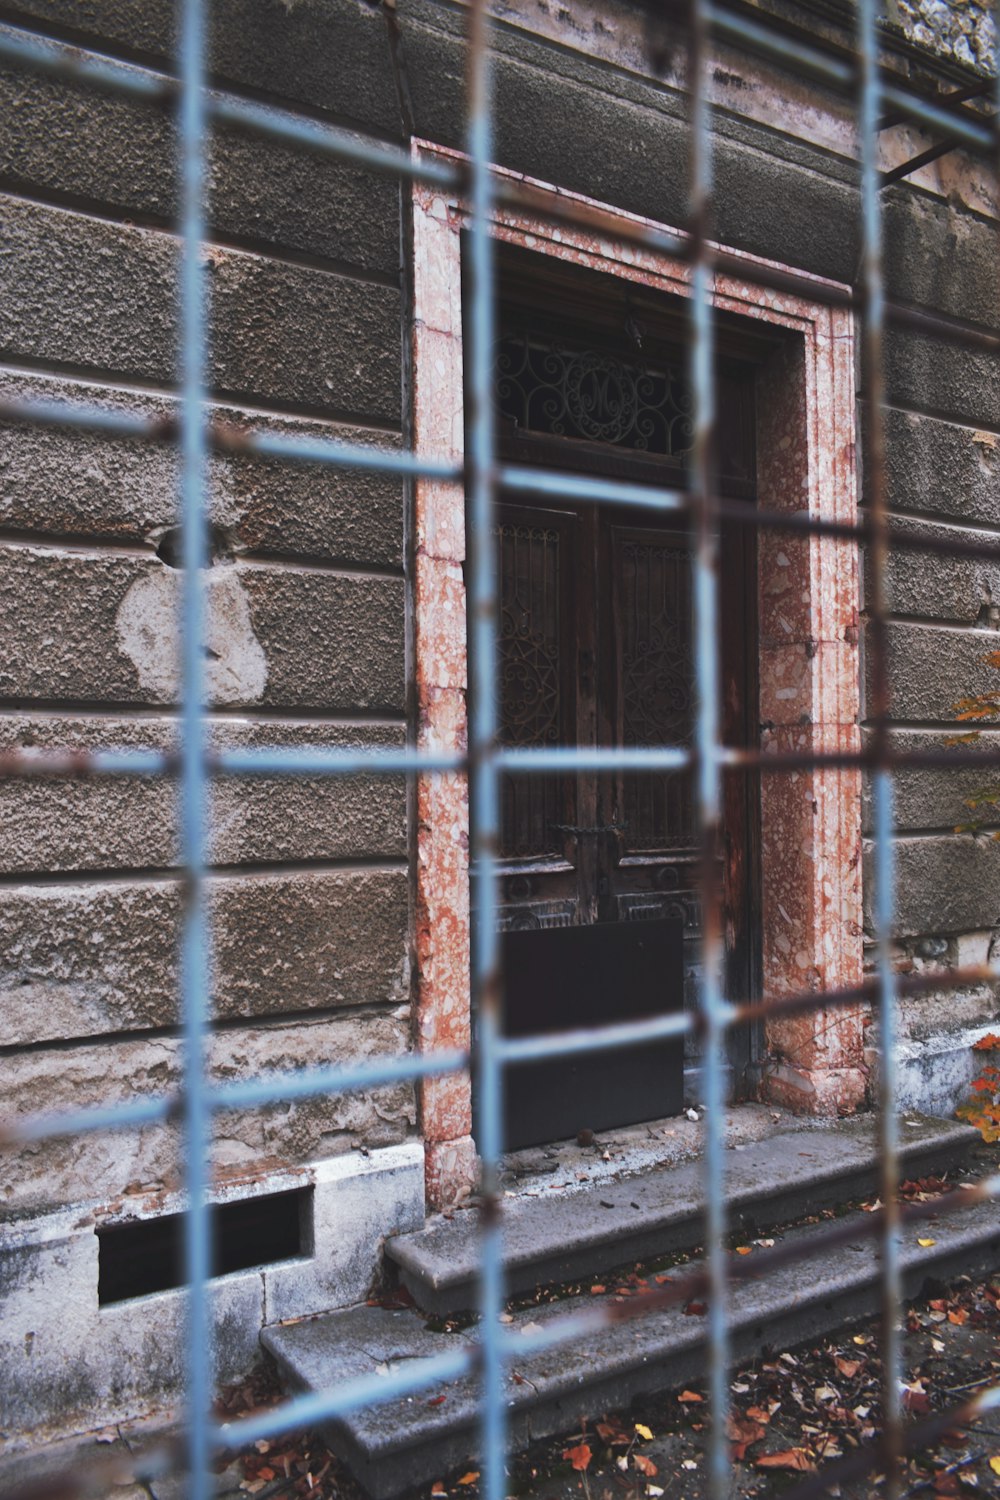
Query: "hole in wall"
154 523 232 569
97 1186 313 1306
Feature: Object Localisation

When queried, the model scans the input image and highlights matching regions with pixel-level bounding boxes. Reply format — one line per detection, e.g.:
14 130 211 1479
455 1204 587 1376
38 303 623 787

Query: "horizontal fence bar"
210 97 459 186
0 396 171 441
497 1008 697 1064
215 1348 476 1451
208 1048 469 1113
0 1050 468 1148
501 465 688 510
8 948 996 1151
11 741 1000 782
0 23 172 99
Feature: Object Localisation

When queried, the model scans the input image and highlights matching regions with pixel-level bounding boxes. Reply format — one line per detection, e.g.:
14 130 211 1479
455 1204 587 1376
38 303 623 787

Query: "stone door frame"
410 142 864 1209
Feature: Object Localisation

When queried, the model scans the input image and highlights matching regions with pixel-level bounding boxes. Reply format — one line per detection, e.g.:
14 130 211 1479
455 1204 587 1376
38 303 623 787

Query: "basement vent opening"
97 1186 312 1306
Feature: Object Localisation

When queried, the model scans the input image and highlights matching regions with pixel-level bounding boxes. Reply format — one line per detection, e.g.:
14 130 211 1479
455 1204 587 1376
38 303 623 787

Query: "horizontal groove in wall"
874 506 1000 543
0 9 406 146
0 360 404 442
0 353 404 436
880 398 1000 440
0 693 406 718
0 856 409 889
0 1001 412 1061
0 531 405 580
864 612 1000 634
0 704 407 727
860 721 1000 736
0 183 401 291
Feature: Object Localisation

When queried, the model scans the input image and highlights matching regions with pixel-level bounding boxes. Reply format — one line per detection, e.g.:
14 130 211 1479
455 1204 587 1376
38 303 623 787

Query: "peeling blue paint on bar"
177 0 213 1493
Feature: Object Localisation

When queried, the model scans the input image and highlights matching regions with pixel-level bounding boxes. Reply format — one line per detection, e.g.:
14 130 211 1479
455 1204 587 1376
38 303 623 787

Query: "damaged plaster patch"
115 565 268 704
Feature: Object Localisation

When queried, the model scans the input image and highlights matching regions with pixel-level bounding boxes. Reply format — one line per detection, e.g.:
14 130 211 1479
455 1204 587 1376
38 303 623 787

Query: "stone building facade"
0 0 998 1451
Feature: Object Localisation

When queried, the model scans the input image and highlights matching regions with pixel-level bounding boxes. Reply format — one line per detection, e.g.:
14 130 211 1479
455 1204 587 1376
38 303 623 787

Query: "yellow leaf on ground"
735 1246 752 1255
457 1474 479 1486
989 1457 1000 1476
635 1423 655 1439
917 1238 936 1247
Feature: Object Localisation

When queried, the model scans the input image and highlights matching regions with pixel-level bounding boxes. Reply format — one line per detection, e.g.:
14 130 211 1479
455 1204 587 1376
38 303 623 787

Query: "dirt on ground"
213 1159 1000 1500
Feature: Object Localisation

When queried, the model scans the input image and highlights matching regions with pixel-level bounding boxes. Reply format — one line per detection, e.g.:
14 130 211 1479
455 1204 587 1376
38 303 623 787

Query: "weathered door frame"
410 142 863 1210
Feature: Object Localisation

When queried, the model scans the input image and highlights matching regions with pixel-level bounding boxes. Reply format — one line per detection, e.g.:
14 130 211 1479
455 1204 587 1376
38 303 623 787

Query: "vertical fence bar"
857 0 902 1492
465 6 506 1500
688 4 730 1496
177 0 212 1495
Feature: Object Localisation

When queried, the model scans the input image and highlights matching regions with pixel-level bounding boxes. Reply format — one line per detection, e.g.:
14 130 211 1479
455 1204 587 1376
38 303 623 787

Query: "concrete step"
263 1190 1000 1500
386 1115 977 1314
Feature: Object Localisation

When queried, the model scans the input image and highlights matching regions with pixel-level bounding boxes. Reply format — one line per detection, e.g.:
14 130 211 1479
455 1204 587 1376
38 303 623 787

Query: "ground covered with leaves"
217 1257 1000 1499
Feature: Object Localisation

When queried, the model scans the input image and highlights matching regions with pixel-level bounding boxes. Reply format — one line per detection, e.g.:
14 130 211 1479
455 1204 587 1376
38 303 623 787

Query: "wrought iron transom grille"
495 334 696 456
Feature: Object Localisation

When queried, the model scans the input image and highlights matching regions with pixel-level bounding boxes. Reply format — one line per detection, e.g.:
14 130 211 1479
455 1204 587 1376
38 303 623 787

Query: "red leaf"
684 1301 708 1317
755 1449 816 1473
563 1444 592 1473
633 1455 658 1477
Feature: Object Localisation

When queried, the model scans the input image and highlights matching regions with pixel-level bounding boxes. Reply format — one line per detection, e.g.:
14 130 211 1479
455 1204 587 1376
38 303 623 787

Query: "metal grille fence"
2 3 1000 1499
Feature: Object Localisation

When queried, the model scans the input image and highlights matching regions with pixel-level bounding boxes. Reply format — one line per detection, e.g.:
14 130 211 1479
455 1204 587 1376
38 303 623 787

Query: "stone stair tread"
386 1115 976 1310
264 1188 1000 1498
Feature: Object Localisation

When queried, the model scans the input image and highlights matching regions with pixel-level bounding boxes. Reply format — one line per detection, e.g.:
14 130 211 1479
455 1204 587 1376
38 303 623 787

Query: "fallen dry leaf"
684 1301 707 1317
678 1391 703 1404
590 1285 606 1295
746 1406 771 1425
633 1454 658 1477
634 1423 654 1440
735 1246 752 1256
989 1457 1000 1476
457 1473 479 1487
756 1448 816 1473
918 1238 937 1248
726 1414 767 1461
431 1484 447 1497
563 1444 592 1473
949 1308 969 1326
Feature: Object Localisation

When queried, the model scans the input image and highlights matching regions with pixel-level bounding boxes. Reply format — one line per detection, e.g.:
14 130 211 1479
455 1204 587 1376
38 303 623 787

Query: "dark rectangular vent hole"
98 1186 311 1306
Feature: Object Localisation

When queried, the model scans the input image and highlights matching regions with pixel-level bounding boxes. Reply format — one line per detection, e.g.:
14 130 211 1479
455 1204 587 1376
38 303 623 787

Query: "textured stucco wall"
0 0 416 1216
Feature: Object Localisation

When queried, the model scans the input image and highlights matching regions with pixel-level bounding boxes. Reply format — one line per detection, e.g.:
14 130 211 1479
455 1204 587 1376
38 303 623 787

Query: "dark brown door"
478 246 761 1145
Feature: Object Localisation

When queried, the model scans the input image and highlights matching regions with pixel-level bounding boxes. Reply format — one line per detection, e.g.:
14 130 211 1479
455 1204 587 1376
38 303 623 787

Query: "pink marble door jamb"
411 144 864 1209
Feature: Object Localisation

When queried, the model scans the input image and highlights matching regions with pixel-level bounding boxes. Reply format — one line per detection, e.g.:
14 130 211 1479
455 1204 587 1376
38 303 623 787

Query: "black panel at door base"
496 918 685 1151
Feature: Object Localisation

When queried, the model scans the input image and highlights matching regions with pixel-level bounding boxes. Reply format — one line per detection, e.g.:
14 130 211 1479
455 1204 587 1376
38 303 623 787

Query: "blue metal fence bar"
465 7 507 1500
17 739 1000 780
688 2 730 1493
0 23 170 98
706 3 997 152
858 0 903 1492
6 9 996 161
210 96 459 186
0 25 458 187
216 1348 477 1451
177 0 212 1494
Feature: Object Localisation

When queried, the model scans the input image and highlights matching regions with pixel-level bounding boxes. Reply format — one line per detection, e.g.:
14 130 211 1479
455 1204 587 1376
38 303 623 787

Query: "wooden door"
478 247 761 1146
